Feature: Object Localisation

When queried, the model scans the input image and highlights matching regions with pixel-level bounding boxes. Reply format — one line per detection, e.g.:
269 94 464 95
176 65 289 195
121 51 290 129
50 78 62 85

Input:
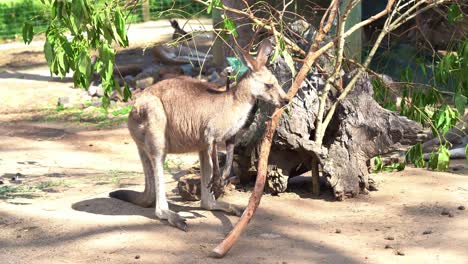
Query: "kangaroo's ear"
239 49 257 71
256 39 273 68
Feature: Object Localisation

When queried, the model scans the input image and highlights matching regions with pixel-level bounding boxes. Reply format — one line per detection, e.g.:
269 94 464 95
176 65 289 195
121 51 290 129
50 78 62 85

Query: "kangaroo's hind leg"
148 150 187 231
109 107 156 207
109 147 155 207
140 98 187 231
200 147 244 216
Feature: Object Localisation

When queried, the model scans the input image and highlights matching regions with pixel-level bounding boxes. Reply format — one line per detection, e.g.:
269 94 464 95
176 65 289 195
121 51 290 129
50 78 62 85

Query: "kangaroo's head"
241 40 290 108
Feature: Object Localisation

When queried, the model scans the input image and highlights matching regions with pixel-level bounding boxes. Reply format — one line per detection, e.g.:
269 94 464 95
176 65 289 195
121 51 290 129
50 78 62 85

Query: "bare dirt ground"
1 21 468 264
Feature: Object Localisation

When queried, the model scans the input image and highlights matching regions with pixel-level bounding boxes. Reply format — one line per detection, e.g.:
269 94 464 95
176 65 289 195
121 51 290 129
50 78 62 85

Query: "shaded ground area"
1 20 467 264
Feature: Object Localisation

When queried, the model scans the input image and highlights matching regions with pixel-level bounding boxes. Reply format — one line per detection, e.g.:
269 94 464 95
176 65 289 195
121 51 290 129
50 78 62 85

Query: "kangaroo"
109 40 289 231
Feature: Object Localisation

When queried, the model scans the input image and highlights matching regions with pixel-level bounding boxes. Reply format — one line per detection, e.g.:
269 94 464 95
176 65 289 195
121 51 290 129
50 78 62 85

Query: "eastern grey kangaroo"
110 40 289 230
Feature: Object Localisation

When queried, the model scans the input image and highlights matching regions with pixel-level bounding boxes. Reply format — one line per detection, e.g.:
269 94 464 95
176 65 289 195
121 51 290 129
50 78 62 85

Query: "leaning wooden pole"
210 118 277 257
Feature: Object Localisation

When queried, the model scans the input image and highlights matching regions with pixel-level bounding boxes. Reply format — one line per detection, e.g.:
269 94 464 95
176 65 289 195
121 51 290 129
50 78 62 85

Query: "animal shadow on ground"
72 197 204 218
71 196 235 229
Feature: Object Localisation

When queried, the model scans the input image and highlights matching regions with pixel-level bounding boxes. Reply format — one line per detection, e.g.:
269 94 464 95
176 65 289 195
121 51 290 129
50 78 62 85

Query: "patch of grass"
35 180 67 191
0 180 70 199
32 104 130 128
95 170 142 185
0 185 29 198
111 105 132 116
164 157 185 173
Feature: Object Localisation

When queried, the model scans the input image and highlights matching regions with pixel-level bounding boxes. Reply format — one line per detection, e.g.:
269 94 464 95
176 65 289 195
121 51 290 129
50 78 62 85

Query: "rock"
124 75 136 88
422 230 432 235
259 233 281 239
384 245 393 249
335 229 342 234
57 96 70 108
135 76 155 90
441 209 450 215
0 180 4 185
114 63 143 77
179 64 193 76
88 85 98 96
135 255 140 260
458 205 465 210
385 236 395 240
110 90 123 102
160 67 183 76
448 213 454 218
396 250 405 256
160 73 181 81
177 174 201 201
91 100 102 107
133 67 161 90
96 84 105 97
81 94 93 103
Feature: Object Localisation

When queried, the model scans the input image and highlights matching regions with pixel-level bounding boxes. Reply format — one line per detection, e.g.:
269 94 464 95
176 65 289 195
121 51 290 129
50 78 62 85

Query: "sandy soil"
1 21 468 264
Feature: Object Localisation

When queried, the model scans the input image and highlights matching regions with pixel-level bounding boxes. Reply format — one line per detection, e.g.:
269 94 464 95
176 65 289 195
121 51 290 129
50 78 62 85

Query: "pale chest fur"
207 101 254 142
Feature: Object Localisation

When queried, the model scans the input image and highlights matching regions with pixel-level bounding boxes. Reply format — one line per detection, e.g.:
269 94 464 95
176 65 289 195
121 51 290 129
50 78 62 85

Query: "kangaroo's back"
132 76 233 153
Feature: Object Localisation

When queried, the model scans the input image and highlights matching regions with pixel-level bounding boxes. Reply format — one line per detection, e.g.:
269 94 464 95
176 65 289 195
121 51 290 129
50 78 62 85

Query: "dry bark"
235 63 426 199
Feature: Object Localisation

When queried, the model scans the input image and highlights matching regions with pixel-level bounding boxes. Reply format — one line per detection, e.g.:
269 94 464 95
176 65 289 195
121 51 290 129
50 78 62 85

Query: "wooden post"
142 0 150 22
341 0 362 62
311 157 320 195
212 8 225 68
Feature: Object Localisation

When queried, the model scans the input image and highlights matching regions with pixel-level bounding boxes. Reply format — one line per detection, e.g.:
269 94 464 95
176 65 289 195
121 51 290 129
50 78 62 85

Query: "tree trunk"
235 57 425 199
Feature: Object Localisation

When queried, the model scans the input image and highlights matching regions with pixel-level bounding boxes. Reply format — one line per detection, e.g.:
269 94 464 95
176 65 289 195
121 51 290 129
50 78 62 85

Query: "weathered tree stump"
235 58 425 199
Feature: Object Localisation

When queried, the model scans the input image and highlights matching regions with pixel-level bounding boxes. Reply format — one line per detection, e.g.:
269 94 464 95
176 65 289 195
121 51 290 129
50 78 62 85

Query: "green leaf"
428 151 438 170
400 66 413 82
429 146 451 171
77 50 91 88
396 162 406 171
282 49 296 76
372 156 383 173
56 50 69 77
78 51 91 76
436 146 450 171
22 22 34 44
70 0 85 34
406 143 426 168
123 83 132 102
44 39 54 68
207 0 222 14
454 93 466 115
448 4 463 25
222 15 238 37
113 9 129 47
102 95 110 109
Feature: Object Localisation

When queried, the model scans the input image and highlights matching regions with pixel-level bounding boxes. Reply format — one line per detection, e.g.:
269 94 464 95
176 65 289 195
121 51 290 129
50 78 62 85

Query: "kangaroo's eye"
265 83 273 89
